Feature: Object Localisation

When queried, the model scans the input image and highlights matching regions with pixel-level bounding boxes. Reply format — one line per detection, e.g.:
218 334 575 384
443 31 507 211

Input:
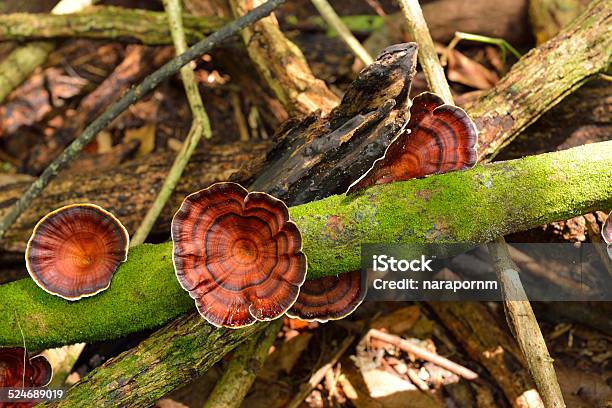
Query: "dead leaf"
446 49 499 90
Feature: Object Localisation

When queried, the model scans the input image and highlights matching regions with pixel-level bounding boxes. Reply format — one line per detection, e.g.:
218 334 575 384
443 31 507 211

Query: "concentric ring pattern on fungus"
287 270 365 322
0 348 52 389
25 204 129 300
172 182 307 328
348 92 478 193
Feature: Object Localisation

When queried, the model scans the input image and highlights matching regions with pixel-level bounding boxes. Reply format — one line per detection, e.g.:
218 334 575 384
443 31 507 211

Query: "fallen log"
41 313 264 408
0 141 610 350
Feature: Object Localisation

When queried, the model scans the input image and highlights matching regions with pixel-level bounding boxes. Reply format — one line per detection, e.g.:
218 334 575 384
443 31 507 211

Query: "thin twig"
0 0 286 242
310 0 373 65
203 320 281 408
286 335 355 408
397 0 453 104
130 0 212 246
487 237 566 408
441 31 522 71
369 329 479 380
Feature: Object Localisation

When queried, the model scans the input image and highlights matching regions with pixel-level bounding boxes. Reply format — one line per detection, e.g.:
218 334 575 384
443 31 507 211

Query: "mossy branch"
1 141 611 350
0 6 226 45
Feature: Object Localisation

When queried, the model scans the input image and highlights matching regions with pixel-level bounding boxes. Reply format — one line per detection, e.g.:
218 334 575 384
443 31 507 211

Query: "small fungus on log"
287 270 365 322
0 348 53 389
171 182 307 328
602 210 612 244
25 204 129 301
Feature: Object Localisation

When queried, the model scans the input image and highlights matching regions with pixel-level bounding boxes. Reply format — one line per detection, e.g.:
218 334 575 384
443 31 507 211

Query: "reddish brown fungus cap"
172 182 307 328
602 211 612 245
25 204 129 300
0 348 52 389
347 92 478 193
287 270 365 323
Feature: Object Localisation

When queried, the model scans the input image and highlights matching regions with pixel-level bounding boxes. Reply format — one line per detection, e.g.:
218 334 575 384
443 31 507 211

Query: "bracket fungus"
603 211 612 260
0 348 52 389
602 211 612 245
287 270 365 323
25 204 129 300
347 92 478 194
172 182 307 328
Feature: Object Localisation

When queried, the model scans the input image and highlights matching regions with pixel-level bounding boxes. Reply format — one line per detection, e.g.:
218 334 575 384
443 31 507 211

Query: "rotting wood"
246 42 418 205
40 314 265 408
202 320 282 408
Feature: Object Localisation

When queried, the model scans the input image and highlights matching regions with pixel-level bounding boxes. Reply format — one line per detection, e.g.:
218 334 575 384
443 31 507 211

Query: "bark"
496 80 611 160
245 42 418 205
465 0 611 159
229 0 339 116
0 6 226 45
40 313 264 408
202 320 281 408
0 141 610 350
0 142 272 253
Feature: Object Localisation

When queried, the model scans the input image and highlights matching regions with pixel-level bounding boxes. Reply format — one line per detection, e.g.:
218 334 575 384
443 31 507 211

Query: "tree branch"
0 6 225 45
203 320 281 408
468 0 611 159
229 0 339 116
1 141 610 350
487 238 566 407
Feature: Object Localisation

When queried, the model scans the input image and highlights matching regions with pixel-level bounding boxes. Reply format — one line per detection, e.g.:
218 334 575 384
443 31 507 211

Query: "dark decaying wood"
246 42 418 205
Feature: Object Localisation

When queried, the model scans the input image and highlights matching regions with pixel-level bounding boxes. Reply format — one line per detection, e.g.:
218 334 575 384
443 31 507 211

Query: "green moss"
0 243 193 350
1 142 610 348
